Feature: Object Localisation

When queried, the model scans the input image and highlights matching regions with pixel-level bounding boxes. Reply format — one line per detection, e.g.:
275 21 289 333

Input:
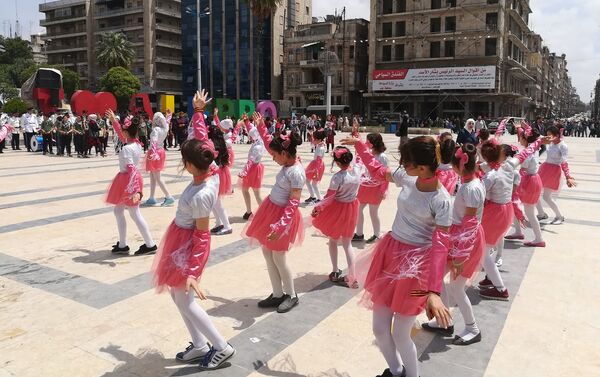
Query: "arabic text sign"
372 66 496 91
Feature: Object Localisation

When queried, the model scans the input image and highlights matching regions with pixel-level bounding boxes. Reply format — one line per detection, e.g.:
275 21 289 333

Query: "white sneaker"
175 342 210 363
198 343 236 370
495 258 503 267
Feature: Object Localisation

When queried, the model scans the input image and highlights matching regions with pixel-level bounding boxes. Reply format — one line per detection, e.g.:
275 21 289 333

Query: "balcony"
46 44 87 54
156 23 181 35
39 0 86 12
508 32 529 51
40 16 87 27
43 30 87 39
95 6 144 19
299 83 324 92
156 40 182 50
156 56 182 65
156 72 182 81
508 7 529 31
94 24 143 34
156 7 181 19
299 59 321 67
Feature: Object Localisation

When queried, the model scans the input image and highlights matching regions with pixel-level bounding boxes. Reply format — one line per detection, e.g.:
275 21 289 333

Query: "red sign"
372 69 409 80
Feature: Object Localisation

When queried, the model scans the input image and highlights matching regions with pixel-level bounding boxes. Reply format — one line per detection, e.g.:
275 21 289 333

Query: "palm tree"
96 32 135 69
247 0 283 18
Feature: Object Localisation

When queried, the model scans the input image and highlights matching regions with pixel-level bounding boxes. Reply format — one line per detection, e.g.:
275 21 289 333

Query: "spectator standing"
456 118 478 145
21 108 39 152
10 112 21 150
396 110 410 152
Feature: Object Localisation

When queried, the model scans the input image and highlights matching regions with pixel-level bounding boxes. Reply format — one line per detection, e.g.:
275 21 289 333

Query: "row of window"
381 13 498 37
380 38 497 61
382 0 499 15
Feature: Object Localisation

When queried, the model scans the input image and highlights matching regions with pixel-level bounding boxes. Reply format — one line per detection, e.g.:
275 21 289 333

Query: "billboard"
372 66 496 91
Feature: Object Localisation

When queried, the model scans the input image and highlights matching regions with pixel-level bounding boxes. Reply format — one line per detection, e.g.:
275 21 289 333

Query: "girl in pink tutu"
477 135 549 300
304 130 326 203
151 90 235 370
105 110 157 256
311 146 361 288
238 114 265 220
505 125 546 247
422 143 485 346
243 112 305 314
0 121 13 143
213 108 237 166
207 124 233 236
143 111 175 207
342 135 452 377
437 138 459 195
353 133 389 244
536 125 576 224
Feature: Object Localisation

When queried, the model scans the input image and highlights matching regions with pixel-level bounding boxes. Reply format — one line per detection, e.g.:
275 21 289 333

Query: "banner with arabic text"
372 66 496 91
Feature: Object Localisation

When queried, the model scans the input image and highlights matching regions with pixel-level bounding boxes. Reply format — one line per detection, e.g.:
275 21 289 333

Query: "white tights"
113 205 155 247
170 288 228 351
306 180 322 200
212 197 231 230
356 203 381 237
483 243 506 290
373 306 418 377
328 238 356 279
149 171 171 200
262 248 295 297
242 188 262 213
536 189 563 218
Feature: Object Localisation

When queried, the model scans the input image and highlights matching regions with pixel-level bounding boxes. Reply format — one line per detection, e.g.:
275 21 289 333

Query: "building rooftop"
40 0 87 12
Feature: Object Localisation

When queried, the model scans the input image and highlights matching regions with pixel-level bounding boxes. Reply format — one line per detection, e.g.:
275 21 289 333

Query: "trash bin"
390 122 398 134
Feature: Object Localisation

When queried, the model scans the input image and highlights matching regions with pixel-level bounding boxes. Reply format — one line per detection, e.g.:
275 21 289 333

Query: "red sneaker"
479 287 509 301
524 241 546 247
504 234 524 240
478 276 493 289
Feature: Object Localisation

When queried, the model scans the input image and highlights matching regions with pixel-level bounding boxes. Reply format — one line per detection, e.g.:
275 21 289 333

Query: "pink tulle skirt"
152 221 210 293
145 148 166 172
218 165 233 196
105 170 143 207
481 201 514 246
448 224 485 280
242 197 304 252
357 182 389 205
238 162 264 190
312 199 360 240
518 172 543 205
538 162 561 191
356 233 432 316
228 146 235 166
437 169 458 195
305 158 325 182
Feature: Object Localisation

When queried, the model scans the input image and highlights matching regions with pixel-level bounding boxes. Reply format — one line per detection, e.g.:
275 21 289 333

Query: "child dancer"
239 114 265 220
208 125 233 236
304 130 327 203
422 143 485 345
144 111 175 207
214 109 237 167
0 120 13 144
152 90 235 370
437 138 459 195
311 146 361 288
477 136 548 300
243 112 305 314
105 110 157 255
342 136 452 377
536 125 576 224
353 133 389 243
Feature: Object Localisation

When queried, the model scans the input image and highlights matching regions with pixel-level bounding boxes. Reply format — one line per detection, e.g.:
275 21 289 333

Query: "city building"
282 17 369 115
592 77 600 120
30 34 48 64
180 0 313 104
40 0 182 99
367 0 576 122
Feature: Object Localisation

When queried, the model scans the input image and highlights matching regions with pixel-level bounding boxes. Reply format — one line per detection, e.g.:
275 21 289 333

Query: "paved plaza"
1 133 599 377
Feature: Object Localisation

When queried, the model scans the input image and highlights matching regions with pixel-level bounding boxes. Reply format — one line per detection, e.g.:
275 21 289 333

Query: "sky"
3 0 599 99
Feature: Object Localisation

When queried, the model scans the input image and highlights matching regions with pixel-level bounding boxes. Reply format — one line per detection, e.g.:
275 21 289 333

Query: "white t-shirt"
247 139 265 163
119 142 143 173
270 163 306 206
328 166 362 202
150 123 168 146
520 154 539 175
452 179 486 224
313 143 326 159
175 175 219 229
545 142 568 165
482 163 516 204
390 168 453 246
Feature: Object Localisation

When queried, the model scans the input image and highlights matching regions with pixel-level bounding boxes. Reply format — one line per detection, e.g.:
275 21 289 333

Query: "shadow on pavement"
99 344 177 377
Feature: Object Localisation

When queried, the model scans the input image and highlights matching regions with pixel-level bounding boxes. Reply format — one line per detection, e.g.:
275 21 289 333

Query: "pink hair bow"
202 140 219 158
455 148 469 169
334 147 348 159
511 145 519 152
279 133 291 149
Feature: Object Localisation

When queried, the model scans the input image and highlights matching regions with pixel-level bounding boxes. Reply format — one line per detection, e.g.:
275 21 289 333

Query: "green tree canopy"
100 66 140 110
97 32 135 69
2 98 28 114
0 36 33 65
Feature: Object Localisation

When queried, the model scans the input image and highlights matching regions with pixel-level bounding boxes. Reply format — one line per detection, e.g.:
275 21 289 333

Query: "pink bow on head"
279 133 291 149
455 148 469 169
123 117 132 129
487 138 500 146
202 140 219 158
334 147 348 159
511 145 519 152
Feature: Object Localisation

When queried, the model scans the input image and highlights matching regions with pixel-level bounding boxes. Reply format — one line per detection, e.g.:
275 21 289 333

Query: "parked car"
487 117 525 135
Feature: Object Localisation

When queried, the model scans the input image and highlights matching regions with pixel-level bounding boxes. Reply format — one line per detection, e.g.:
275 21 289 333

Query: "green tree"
0 85 19 102
0 36 34 65
100 67 140 110
2 97 28 114
97 32 135 69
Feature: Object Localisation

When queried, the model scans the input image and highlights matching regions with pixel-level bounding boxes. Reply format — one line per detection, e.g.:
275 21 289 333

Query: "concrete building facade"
282 17 369 115
367 0 575 122
40 0 182 97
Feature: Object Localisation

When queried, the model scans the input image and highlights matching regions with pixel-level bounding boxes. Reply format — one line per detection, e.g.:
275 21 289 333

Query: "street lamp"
185 3 210 91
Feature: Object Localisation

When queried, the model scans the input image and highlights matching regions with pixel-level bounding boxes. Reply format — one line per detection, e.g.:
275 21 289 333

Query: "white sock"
372 306 404 376
213 198 231 230
272 252 295 296
456 323 480 342
356 203 366 236
306 181 315 198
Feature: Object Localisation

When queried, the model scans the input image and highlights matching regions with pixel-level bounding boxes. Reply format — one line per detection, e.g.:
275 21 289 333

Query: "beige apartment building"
367 0 574 122
282 17 370 114
40 0 182 96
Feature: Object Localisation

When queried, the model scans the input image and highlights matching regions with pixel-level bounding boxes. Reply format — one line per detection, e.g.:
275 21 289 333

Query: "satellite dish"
318 50 339 76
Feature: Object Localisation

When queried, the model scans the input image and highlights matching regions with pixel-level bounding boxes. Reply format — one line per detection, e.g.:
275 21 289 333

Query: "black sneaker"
210 225 224 234
242 212 252 220
198 343 235 370
258 294 286 308
304 197 315 203
112 243 130 255
328 269 343 282
421 323 454 337
134 243 158 255
376 367 406 377
277 294 299 313
366 235 379 244
352 233 365 242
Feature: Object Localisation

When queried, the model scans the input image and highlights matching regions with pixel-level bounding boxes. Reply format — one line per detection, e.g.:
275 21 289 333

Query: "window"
395 21 406 36
382 45 392 61
430 18 441 33
382 22 393 38
445 16 456 32
306 6 310 15
486 13 498 31
485 38 497 56
444 40 455 57
382 0 393 14
396 0 406 13
430 41 441 58
395 44 405 61
431 0 442 9
487 0 499 3
446 0 456 7
349 45 355 59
